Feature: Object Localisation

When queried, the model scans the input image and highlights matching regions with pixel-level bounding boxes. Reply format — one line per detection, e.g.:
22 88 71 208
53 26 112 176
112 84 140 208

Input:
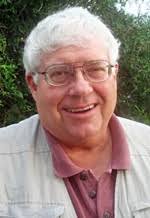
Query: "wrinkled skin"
26 42 118 149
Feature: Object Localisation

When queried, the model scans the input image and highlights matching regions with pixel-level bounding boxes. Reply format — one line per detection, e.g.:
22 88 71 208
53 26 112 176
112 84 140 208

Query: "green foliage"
116 15 150 124
0 0 149 126
0 33 34 125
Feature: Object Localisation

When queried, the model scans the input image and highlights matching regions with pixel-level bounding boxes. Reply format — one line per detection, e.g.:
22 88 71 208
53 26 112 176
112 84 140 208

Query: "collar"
45 114 131 178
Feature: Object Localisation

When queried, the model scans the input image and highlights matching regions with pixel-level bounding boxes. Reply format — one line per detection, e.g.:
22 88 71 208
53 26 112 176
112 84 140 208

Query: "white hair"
23 7 120 81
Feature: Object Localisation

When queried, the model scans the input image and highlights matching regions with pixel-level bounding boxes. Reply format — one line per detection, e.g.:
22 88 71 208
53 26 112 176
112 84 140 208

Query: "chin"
67 126 100 142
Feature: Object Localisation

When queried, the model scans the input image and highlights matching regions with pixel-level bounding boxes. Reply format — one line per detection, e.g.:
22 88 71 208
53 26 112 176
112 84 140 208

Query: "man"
0 7 149 218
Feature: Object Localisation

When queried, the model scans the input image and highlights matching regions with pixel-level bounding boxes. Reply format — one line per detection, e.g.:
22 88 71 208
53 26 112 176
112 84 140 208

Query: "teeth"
66 104 95 113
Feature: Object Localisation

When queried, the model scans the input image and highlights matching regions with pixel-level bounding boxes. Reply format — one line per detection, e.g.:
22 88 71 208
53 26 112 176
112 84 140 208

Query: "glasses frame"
36 60 115 87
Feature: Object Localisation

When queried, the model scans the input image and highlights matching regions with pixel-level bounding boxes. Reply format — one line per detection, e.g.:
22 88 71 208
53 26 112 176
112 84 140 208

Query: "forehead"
41 41 108 68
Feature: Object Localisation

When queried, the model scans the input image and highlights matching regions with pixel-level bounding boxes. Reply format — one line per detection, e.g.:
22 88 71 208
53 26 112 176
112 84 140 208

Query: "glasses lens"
47 65 70 85
84 61 109 82
45 61 112 86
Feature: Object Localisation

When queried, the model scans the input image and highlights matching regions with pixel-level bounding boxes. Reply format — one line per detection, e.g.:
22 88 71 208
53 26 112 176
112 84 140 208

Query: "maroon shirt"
45 115 130 218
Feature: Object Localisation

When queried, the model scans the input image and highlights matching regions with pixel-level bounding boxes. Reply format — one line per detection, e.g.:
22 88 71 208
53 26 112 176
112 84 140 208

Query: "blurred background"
0 0 149 126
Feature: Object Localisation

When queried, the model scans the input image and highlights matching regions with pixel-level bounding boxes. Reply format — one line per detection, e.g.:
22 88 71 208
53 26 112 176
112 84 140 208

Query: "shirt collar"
45 131 83 177
109 114 131 170
45 114 131 178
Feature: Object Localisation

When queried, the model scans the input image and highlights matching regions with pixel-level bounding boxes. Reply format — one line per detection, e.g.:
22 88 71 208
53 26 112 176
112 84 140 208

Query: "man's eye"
91 67 104 71
53 71 65 76
50 70 69 81
87 65 107 73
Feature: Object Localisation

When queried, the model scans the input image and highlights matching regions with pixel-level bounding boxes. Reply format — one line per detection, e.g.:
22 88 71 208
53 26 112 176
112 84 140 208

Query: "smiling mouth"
64 104 97 113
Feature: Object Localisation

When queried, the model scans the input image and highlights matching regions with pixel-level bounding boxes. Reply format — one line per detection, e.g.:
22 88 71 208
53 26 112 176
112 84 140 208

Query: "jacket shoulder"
118 116 150 131
118 117 150 155
0 114 41 152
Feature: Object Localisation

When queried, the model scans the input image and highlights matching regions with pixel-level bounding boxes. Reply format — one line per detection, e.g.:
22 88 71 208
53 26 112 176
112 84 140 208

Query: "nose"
68 70 93 97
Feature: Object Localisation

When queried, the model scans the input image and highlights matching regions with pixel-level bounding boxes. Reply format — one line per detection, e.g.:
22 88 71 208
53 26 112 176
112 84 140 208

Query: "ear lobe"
25 74 38 99
26 74 37 90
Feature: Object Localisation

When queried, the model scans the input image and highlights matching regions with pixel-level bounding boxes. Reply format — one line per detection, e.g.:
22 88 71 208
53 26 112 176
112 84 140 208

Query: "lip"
62 103 98 119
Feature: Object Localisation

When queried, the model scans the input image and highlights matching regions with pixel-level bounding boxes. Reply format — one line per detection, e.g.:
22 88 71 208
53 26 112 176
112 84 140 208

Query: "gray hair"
23 7 120 80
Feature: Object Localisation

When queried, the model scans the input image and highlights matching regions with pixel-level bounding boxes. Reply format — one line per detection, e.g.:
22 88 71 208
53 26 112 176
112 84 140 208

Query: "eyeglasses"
36 60 114 86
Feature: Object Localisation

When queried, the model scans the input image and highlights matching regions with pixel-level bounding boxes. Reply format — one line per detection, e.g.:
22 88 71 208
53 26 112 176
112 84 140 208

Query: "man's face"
26 42 118 146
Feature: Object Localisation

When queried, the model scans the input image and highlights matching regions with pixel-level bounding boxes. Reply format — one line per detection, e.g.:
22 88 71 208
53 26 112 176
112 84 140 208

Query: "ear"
111 63 119 80
114 63 119 75
25 74 38 101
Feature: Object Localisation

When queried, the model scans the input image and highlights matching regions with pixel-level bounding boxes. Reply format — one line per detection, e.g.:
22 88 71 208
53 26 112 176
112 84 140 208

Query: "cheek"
95 84 115 98
94 79 117 102
105 77 117 96
35 91 60 129
35 86 66 115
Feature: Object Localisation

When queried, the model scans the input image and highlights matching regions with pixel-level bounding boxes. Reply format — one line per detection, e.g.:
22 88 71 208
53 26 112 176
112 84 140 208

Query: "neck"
61 127 112 177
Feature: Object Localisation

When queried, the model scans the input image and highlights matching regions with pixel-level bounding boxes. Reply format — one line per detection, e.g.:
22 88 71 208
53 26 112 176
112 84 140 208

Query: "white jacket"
0 115 150 218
